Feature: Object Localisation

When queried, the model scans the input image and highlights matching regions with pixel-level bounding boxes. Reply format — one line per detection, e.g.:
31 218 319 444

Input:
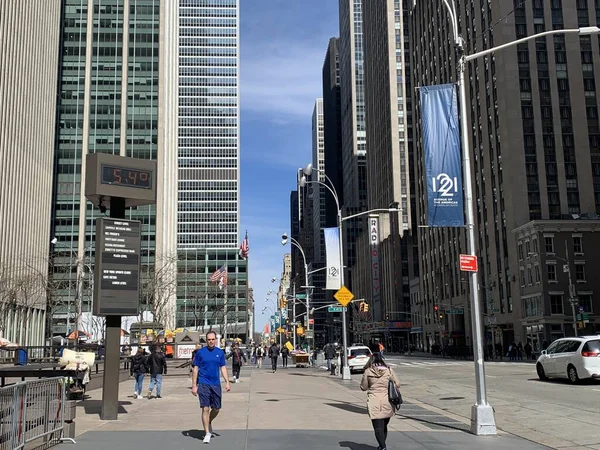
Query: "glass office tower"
177 0 248 339
51 0 179 336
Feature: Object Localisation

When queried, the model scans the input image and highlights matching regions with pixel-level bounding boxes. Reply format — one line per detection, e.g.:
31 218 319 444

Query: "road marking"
593 389 600 392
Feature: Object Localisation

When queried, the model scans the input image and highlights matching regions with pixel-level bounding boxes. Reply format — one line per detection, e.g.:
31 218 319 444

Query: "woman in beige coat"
360 352 401 450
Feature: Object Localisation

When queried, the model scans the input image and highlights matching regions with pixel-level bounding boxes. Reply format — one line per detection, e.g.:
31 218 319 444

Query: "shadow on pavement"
182 429 206 440
326 402 367 415
339 440 377 450
81 400 132 416
395 413 470 433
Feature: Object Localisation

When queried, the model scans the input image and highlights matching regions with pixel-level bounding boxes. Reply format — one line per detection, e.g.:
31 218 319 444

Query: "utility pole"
292 283 296 349
565 241 578 337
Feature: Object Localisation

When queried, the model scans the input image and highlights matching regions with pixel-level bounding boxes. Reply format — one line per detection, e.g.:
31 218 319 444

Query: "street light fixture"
300 163 399 381
281 233 311 351
439 0 600 435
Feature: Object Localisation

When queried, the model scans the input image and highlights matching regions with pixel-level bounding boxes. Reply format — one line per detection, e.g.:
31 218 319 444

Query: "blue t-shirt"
194 346 226 386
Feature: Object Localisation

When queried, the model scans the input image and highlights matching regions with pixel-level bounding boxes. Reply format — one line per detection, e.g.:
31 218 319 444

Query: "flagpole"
246 253 250 343
223 282 228 344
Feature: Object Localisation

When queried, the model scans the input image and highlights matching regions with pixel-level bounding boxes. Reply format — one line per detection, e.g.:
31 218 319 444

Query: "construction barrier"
0 377 76 449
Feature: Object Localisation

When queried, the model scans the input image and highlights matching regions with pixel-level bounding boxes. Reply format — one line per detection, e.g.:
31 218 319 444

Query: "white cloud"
241 42 325 119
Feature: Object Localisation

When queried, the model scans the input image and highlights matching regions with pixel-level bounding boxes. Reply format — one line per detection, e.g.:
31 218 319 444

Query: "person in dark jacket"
281 346 289 368
130 347 147 399
226 343 247 382
269 343 280 373
147 346 167 399
325 343 336 371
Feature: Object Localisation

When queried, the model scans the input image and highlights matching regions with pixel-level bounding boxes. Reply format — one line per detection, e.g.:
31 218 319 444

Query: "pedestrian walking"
378 341 385 359
360 352 401 450
130 347 147 399
269 342 280 373
281 345 289 368
324 343 336 371
226 342 247 382
146 345 167 399
192 330 231 444
256 346 263 368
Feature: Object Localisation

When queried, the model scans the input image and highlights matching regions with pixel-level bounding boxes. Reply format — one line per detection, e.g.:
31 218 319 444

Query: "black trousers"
232 364 241 379
371 418 390 449
271 356 278 371
282 356 288 367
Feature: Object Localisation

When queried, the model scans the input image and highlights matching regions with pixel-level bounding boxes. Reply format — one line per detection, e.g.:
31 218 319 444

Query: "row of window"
523 293 593 318
519 235 583 260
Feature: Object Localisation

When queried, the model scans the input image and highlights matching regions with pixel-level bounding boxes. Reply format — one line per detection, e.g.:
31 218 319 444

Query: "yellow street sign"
277 327 284 333
334 285 354 307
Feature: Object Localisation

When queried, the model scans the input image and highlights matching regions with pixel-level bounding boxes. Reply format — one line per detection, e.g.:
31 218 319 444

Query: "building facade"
0 0 62 345
409 1 600 351
51 0 179 336
176 0 248 340
514 219 600 354
338 0 368 289
352 0 414 351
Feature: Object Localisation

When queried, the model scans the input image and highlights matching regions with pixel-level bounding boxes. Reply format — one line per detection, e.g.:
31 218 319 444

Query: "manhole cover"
439 396 465 401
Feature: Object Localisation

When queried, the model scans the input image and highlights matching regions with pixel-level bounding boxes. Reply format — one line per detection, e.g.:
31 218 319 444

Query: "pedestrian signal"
364 303 369 312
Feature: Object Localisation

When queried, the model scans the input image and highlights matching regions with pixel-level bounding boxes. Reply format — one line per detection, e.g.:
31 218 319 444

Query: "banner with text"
324 227 342 290
420 83 465 227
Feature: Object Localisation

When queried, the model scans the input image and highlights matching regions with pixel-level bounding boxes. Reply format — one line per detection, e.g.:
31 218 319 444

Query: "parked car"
536 336 600 383
347 345 372 373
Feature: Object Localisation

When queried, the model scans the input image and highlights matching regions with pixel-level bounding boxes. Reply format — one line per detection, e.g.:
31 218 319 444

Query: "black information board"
93 218 141 316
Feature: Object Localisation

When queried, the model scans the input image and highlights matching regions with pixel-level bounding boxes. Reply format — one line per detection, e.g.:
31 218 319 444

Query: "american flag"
239 231 249 260
211 265 227 283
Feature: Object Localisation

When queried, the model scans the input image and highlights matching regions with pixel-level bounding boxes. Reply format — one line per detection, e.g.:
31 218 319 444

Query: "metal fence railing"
0 377 75 449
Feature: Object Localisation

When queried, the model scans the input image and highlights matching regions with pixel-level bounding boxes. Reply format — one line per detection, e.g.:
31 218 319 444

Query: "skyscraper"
338 0 368 290
0 1 61 346
351 0 414 346
51 0 179 335
410 1 600 348
177 0 248 339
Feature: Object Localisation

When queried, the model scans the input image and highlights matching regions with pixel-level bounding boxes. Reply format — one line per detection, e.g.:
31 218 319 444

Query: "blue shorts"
198 383 222 409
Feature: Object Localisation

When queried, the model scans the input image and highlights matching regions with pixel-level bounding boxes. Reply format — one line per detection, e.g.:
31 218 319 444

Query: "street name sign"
328 306 344 313
334 285 354 307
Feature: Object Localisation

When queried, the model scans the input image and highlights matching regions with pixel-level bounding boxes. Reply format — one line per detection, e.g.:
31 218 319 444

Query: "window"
535 265 541 283
525 240 531 256
545 236 555 253
518 242 524 260
547 263 557 281
533 238 539 253
573 236 583 254
520 267 526 287
527 267 533 285
550 294 563 314
575 263 586 282
578 294 593 313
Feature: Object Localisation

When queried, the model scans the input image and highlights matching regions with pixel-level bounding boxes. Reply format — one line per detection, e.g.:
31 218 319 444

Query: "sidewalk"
55 365 551 450
386 351 536 363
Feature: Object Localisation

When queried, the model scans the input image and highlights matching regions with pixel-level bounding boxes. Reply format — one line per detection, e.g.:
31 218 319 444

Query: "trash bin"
14 348 28 366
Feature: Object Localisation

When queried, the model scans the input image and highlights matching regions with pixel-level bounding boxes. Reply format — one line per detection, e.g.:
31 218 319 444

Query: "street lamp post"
281 234 311 352
439 0 599 435
300 164 398 381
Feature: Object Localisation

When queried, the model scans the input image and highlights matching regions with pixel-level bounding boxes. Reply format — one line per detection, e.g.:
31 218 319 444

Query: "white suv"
536 336 600 383
347 346 372 373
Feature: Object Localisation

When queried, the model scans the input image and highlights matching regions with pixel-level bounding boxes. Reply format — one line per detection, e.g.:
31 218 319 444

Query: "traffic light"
363 303 369 312
439 313 444 320
434 305 439 312
359 302 365 312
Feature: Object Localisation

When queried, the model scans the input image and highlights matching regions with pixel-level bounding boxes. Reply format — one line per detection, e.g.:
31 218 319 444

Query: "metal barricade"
0 377 75 449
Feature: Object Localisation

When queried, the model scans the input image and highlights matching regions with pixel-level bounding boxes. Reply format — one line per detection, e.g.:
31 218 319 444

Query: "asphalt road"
350 355 600 449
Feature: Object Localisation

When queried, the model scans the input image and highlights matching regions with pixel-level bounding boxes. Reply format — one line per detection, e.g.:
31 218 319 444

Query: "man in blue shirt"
192 330 230 444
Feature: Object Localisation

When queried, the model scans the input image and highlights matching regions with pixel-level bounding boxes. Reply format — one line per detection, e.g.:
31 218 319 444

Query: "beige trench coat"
360 365 400 419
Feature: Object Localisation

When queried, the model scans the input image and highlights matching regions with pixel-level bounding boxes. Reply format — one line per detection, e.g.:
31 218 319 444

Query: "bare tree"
139 252 178 331
0 263 18 338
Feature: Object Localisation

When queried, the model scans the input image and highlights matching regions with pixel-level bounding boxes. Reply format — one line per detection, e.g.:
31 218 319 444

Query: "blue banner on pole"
420 84 465 227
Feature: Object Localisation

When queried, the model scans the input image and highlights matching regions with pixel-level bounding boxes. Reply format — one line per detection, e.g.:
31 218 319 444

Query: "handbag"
388 372 403 410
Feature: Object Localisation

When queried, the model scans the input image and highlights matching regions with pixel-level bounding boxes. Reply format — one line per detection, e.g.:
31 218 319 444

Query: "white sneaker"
133 392 138 399
203 433 211 444
235 378 239 383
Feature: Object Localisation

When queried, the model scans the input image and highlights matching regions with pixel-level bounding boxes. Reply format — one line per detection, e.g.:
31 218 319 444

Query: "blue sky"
238 1 339 332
